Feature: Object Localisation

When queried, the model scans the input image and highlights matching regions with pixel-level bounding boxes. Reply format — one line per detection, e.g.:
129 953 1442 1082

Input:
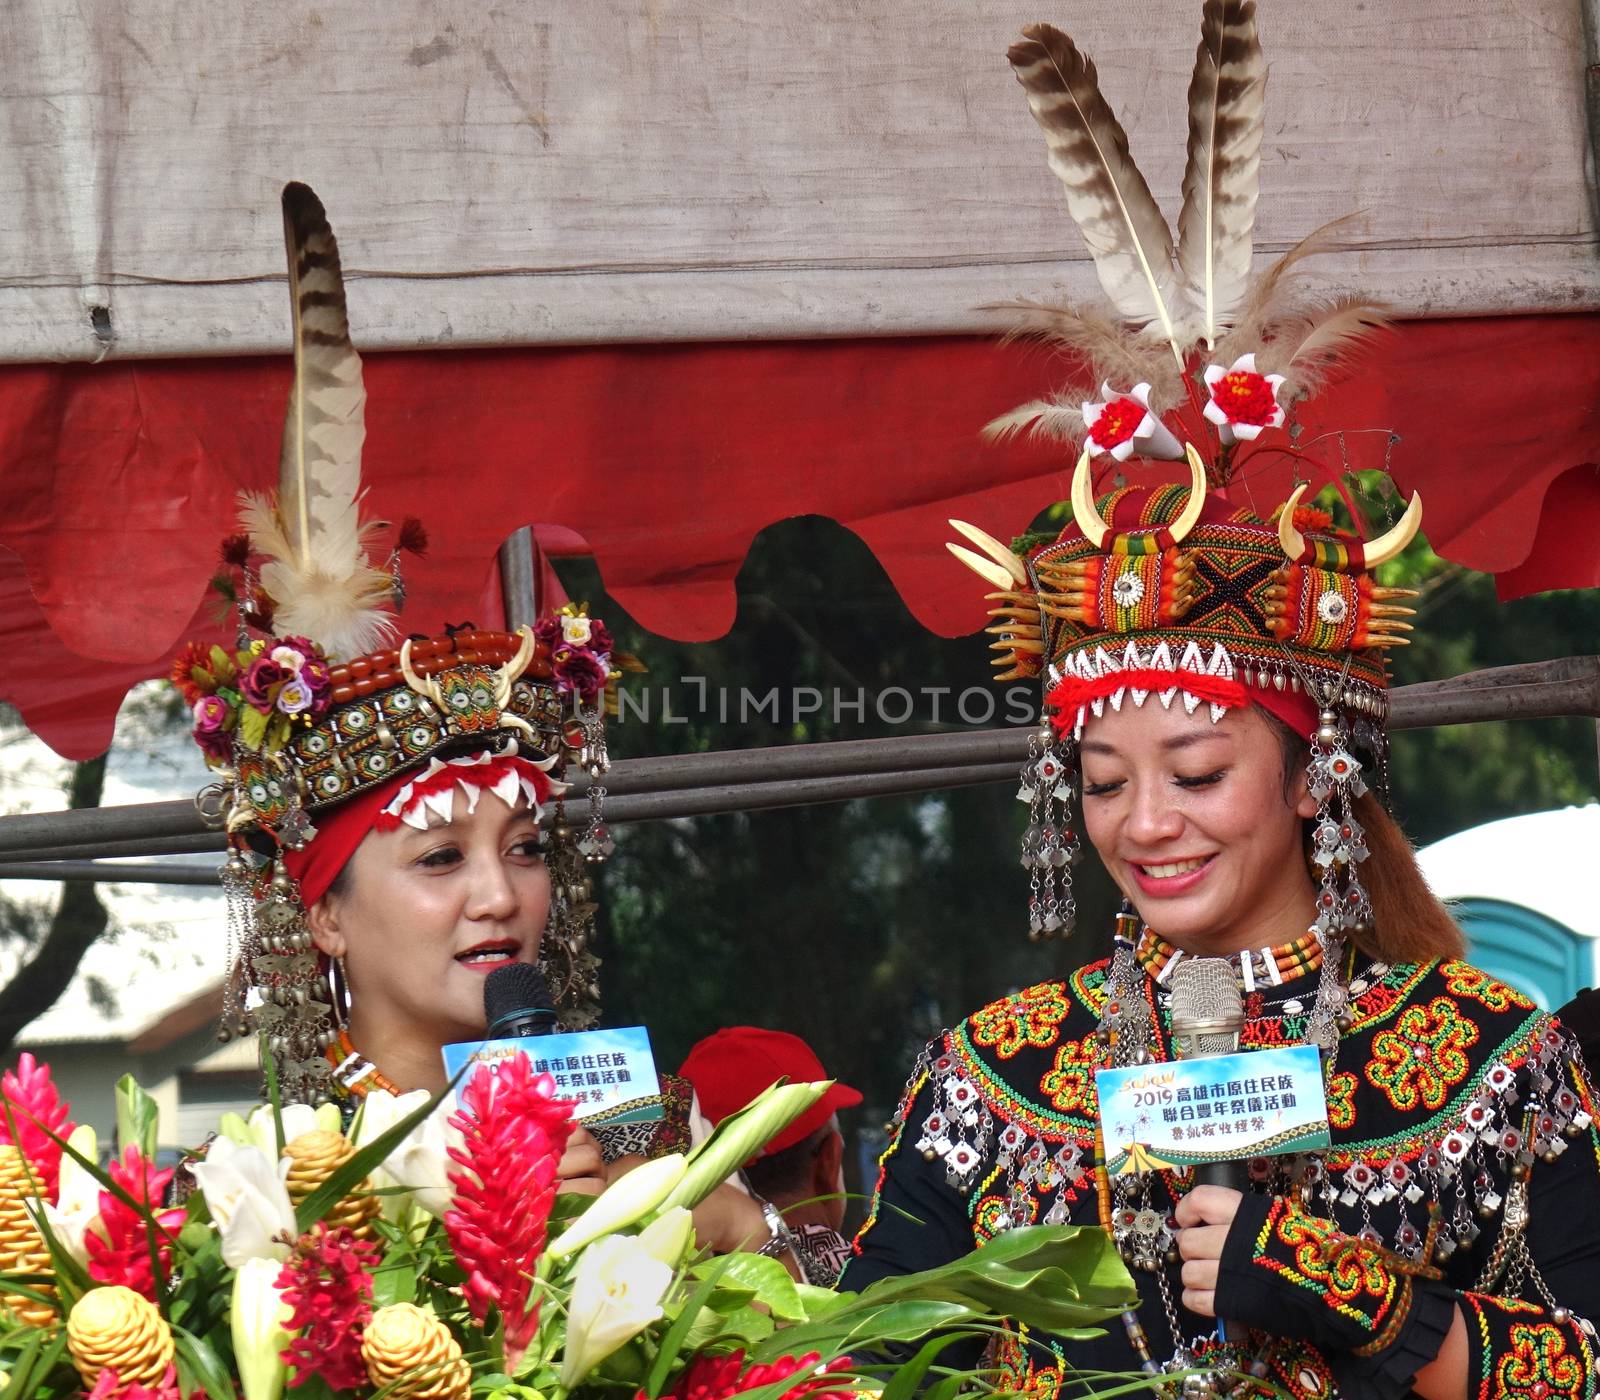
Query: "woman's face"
308 794 551 1048
1078 700 1318 955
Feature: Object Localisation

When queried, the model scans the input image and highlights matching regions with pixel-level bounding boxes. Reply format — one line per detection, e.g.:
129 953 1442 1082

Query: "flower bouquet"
0 1051 1139 1399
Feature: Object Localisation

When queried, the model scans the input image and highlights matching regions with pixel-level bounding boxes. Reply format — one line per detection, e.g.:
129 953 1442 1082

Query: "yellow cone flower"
0 1144 55 1326
362 1302 471 1400
282 1129 379 1239
66 1285 175 1390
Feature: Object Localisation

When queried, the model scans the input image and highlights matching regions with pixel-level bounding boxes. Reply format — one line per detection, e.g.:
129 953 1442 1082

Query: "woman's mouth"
454 940 522 970
1130 855 1215 895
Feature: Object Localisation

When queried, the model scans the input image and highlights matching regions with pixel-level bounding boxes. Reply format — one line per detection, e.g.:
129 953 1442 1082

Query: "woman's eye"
509 837 545 859
1082 779 1123 798
417 846 463 868
1175 769 1226 789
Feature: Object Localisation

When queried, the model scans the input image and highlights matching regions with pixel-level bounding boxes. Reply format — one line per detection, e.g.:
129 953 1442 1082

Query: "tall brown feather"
242 182 395 660
1211 213 1364 365
1008 24 1183 365
1265 299 1393 401
1175 0 1266 345
982 298 1179 398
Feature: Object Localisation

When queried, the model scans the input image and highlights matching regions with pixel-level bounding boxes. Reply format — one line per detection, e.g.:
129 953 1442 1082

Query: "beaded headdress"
172 184 620 1102
949 3 1423 944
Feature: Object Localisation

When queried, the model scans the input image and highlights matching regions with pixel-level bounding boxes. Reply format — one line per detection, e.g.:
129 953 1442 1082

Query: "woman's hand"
556 1125 609 1196
1174 1185 1244 1317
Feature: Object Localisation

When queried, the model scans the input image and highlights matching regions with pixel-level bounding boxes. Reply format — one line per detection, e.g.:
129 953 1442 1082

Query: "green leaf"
115 1075 160 1159
372 1256 420 1308
792 1283 846 1320
689 1252 805 1322
237 702 271 750
172 1325 236 1400
878 1332 977 1400
642 1251 739 1400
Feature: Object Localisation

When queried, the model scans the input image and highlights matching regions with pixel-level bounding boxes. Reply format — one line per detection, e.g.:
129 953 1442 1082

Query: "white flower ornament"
1201 353 1286 444
1080 381 1184 462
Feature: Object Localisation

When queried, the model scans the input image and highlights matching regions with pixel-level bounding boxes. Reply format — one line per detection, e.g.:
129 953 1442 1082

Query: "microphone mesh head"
1169 958 1244 1057
484 963 554 1027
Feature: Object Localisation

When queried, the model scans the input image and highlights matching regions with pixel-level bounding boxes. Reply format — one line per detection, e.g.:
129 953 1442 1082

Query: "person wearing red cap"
681 1028 863 1286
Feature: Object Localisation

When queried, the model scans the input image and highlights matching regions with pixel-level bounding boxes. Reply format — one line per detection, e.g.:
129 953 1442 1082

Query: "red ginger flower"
276 1224 380 1392
649 1350 856 1400
0 1052 75 1201
86 1147 184 1301
87 1362 186 1400
446 1054 576 1372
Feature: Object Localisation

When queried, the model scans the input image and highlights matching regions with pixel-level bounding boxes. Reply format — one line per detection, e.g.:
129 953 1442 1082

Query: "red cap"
679 1027 863 1157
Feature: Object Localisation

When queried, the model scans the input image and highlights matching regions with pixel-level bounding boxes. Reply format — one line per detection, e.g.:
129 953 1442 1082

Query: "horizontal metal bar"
0 760 1022 879
0 862 223 887
0 656 1594 866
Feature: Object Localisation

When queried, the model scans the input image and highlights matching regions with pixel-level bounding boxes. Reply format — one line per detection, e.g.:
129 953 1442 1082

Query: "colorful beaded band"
1135 926 1326 994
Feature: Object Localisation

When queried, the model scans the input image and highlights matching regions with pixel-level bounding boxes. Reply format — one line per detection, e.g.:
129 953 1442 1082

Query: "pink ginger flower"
277 1224 380 1392
86 1147 184 1301
446 1054 576 1372
86 1362 186 1399
0 1052 75 1201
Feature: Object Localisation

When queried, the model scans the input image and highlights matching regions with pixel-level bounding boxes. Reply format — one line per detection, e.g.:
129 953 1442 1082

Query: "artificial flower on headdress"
536 603 619 704
1201 353 1286 444
169 634 334 765
1081 382 1184 462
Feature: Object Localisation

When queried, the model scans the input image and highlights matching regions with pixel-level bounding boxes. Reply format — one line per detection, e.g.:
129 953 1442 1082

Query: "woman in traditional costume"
843 10 1600 1399
172 183 779 1254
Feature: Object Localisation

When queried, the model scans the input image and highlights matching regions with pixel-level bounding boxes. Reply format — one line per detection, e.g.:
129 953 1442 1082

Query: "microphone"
484 964 560 1040
1168 957 1246 1191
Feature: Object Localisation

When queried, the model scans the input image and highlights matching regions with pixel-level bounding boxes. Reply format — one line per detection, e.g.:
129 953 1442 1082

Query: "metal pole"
0 862 222 887
498 527 539 631
1582 0 1600 233
0 656 1595 865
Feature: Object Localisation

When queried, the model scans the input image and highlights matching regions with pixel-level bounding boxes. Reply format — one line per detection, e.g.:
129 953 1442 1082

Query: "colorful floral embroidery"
991 1325 1064 1400
1442 960 1536 1014
1039 1038 1099 1115
970 983 1072 1059
973 1193 1037 1244
1248 1197 1402 1340
1326 1071 1357 1131
1368 995 1480 1111
1464 1294 1595 1400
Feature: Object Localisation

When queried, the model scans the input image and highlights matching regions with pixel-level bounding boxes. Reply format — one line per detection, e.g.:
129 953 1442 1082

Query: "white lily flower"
634 1207 694 1270
232 1255 294 1400
1201 353 1287 444
549 1153 687 1260
355 1090 461 1220
35 1124 101 1266
243 1103 320 1158
559 1234 674 1387
1081 381 1184 462
190 1136 298 1267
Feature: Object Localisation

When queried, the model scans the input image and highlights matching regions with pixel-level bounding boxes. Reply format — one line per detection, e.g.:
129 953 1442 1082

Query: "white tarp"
2 0 1596 362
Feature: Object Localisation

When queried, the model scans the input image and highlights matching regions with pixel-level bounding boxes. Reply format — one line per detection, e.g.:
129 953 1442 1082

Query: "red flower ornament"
86 1147 184 1301
1202 353 1287 444
446 1054 576 1372
276 1225 380 1392
1080 382 1183 462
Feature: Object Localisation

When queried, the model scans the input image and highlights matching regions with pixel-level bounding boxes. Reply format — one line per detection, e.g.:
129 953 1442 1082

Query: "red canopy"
4 315 1598 760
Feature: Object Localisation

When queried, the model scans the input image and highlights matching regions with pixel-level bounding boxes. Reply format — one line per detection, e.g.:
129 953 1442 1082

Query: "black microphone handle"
1193 1158 1249 1192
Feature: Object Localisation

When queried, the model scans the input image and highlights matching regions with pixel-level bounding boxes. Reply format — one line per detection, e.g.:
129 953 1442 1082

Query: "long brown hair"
1266 714 1464 965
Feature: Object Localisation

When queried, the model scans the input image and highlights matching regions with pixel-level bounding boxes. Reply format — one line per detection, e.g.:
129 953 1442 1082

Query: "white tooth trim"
1240 949 1256 994
1263 947 1283 986
1157 948 1184 983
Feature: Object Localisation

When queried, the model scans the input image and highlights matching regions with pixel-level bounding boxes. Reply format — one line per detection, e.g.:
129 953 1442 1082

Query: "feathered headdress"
237 182 397 660
986 2 1391 473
